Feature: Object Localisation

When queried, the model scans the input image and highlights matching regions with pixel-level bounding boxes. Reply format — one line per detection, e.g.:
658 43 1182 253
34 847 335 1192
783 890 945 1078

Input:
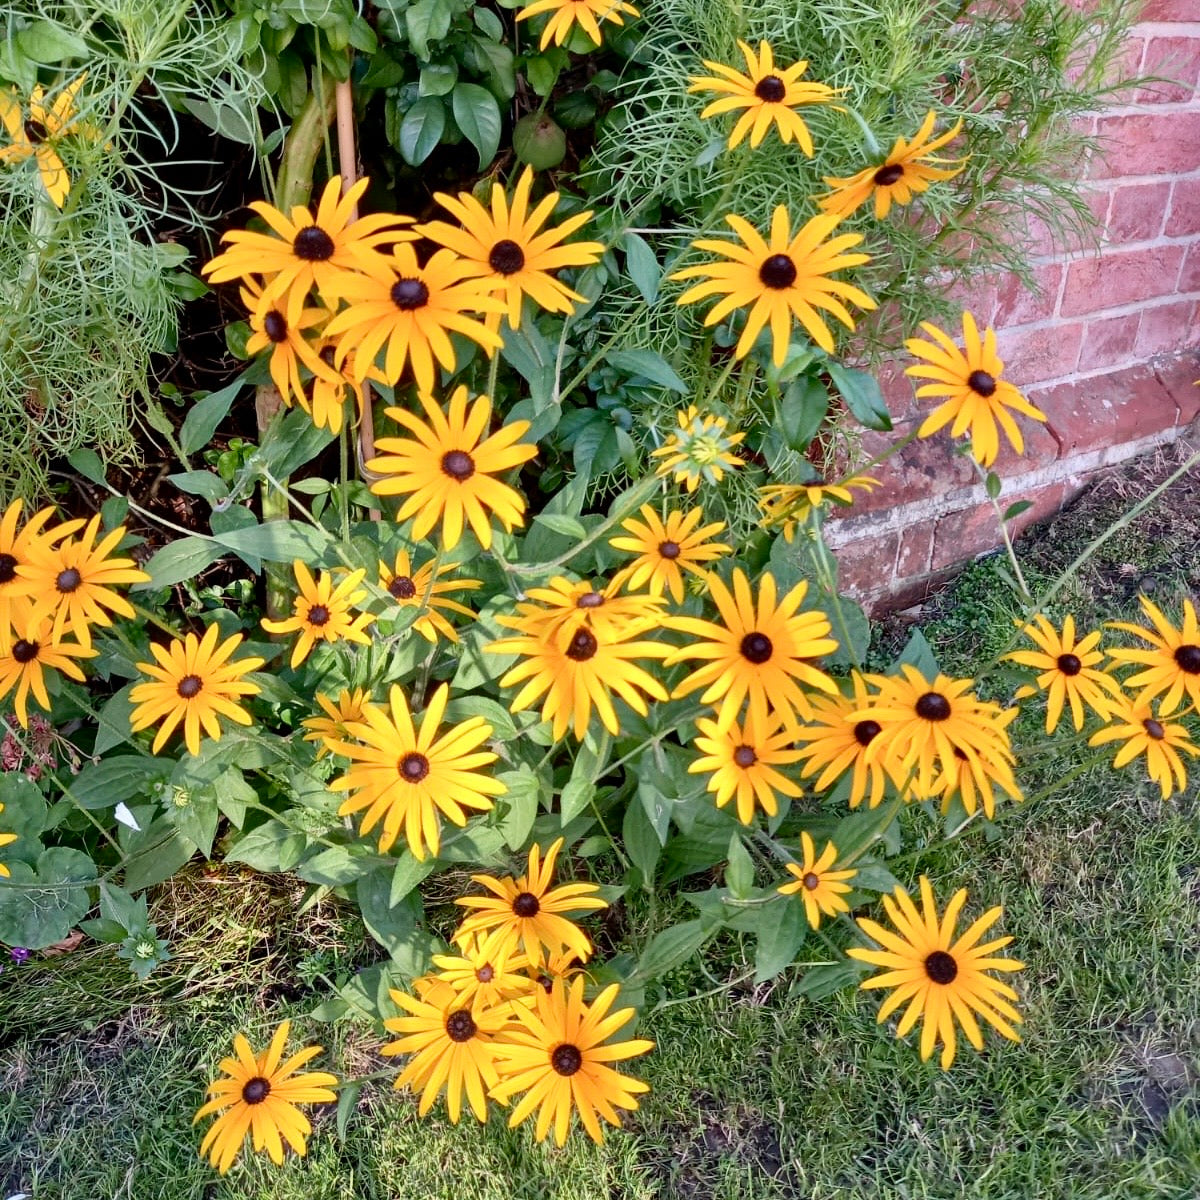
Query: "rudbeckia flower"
516 0 640 50
260 560 374 668
758 474 879 541
928 738 1023 821
497 575 668 651
609 505 731 603
0 500 79 641
777 832 856 929
817 111 967 219
1107 594 1200 716
301 687 374 760
240 280 340 411
0 77 90 208
1088 696 1198 799
650 406 745 493
428 934 536 1011
906 311 1048 467
378 548 481 643
673 206 875 364
0 613 95 727
689 40 839 152
0 803 16 877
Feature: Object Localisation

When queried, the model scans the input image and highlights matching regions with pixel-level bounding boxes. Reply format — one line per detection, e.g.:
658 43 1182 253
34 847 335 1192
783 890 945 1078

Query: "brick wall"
831 1 1200 612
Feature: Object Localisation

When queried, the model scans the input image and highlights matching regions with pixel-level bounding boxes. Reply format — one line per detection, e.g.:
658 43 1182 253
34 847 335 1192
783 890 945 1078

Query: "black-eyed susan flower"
609 505 731 603
777 832 856 928
847 878 1024 1069
260 560 374 668
301 687 374 760
1088 697 1198 799
419 167 604 329
497 575 668 650
759 474 880 541
0 612 95 727
454 838 606 969
906 311 1048 467
491 976 653 1145
523 946 588 992
129 625 264 757
848 665 1017 800
429 934 536 1011
1107 595 1200 716
202 176 413 311
688 710 804 824
0 78 90 208
194 1020 338 1174
379 548 481 643
791 672 901 809
1003 614 1126 732
672 206 875 364
667 569 839 733
329 683 504 859
929 741 1022 821
240 281 340 410
489 617 671 742
650 406 745 493
366 387 538 551
19 515 148 649
817 111 966 220
382 980 513 1123
0 803 16 877
516 0 639 50
323 245 504 393
688 39 839 153
0 500 77 640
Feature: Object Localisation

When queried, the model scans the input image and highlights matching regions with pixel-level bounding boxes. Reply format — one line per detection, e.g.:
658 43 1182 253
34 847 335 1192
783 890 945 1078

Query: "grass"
2 448 1199 1199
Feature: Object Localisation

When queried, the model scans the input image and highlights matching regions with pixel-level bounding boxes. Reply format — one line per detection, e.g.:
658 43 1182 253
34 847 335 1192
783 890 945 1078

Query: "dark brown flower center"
399 751 430 782
441 449 475 481
388 575 418 600
759 254 798 290
733 745 757 768
576 591 605 609
873 162 905 187
565 628 598 662
475 964 495 983
1143 718 1165 741
176 673 202 699
853 719 882 747
754 75 787 103
293 225 335 262
1056 653 1082 676
488 239 526 275
739 632 773 664
512 891 540 917
915 692 952 721
24 119 49 145
306 604 330 627
551 1044 584 1076
924 950 958 984
445 1009 477 1042
0 553 17 584
11 639 38 664
390 278 430 310
802 872 820 891
537 972 554 993
1173 644 1200 674
263 310 288 343
241 1076 271 1104
658 540 681 560
967 370 997 398
55 567 82 594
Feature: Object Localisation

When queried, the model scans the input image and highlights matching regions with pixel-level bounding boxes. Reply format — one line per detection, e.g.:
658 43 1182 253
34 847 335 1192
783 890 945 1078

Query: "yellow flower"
609 506 731 603
366 387 538 550
260 560 374 668
1088 697 1198 799
817 112 967 219
454 838 607 969
301 687 374 759
758 474 880 542
689 39 839 153
202 176 414 312
429 933 537 1012
1107 595 1200 716
0 500 78 643
0 802 19 877
666 569 839 733
0 612 95 727
193 1020 338 1174
378 548 481 643
129 625 264 756
240 280 340 410
323 244 504 392
418 166 604 329
928 734 1023 821
1003 614 1126 732
906 311 1048 467
777 832 856 928
329 683 504 859
516 0 639 50
650 405 745 493
688 709 804 825
496 575 668 651
847 878 1024 1069
672 206 875 364
0 77 90 208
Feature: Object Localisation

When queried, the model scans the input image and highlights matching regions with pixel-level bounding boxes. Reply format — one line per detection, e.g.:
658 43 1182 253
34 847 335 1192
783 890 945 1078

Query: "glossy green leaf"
452 83 502 169
398 97 446 166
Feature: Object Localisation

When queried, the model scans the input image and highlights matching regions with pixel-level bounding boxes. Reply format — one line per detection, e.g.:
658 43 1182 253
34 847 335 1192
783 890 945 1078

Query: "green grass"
3 451 1199 1199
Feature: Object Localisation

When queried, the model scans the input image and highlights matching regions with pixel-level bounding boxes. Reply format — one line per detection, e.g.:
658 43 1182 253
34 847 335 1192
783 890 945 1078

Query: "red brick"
930 484 1066 572
1023 189 1108 256
1069 36 1143 89
1090 112 1200 179
1165 177 1200 237
1105 181 1172 242
988 414 1062 478
1135 300 1200 357
1137 36 1200 103
849 420 977 513
1153 349 1200 425
896 524 934 580
1138 0 1200 18
874 360 917 424
1080 312 1141 370
1060 244 1185 315
1179 240 1200 292
1034 363 1179 456
1008 482 1068 540
943 276 999 329
995 321 1085 385
834 532 900 600
993 263 1064 327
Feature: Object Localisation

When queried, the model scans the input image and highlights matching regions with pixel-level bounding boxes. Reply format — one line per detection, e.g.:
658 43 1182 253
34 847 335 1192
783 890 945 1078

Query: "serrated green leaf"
622 797 660 889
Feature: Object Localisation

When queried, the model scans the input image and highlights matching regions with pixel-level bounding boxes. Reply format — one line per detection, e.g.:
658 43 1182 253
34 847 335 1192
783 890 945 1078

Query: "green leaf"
297 844 375 886
212 520 326 564
622 799 661 888
985 470 1002 500
180 378 244 455
473 6 504 39
134 536 224 591
120 817 196 892
356 867 422 955
468 36 516 101
1003 499 1034 522
226 820 307 872
406 0 453 57
827 362 892 431
452 84 502 170
168 471 228 503
794 958 868 1000
398 97 446 166
533 513 587 539
827 597 871 669
607 349 687 393
98 881 149 930
621 233 660 305
419 60 458 96
497 766 539 851
724 832 755 899
336 1082 362 1141
524 52 562 97
0 848 96 949
753 899 808 982
16 20 90 62
390 853 436 906
776 375 829 452
94 684 137 754
559 740 599 825
167 789 220 860
635 919 710 980
893 628 940 680
67 448 107 486
67 758 170 811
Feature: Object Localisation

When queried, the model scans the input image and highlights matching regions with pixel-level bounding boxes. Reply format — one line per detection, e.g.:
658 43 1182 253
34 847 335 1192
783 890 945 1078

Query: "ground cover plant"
1 0 1197 1193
